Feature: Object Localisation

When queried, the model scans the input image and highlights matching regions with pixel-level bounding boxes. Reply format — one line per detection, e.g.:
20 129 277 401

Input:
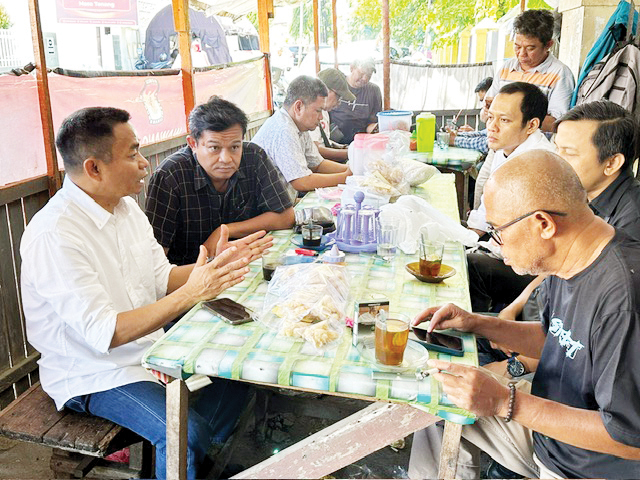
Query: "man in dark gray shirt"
328 58 382 144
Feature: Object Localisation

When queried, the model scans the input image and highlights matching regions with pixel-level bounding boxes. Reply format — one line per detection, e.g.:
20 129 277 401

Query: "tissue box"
352 294 389 346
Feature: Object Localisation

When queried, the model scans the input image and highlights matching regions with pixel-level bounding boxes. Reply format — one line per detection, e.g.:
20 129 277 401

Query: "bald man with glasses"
408 150 640 479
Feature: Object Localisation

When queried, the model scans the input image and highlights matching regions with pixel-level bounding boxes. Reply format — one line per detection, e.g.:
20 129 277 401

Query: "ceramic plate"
290 234 335 251
405 262 456 283
358 338 430 372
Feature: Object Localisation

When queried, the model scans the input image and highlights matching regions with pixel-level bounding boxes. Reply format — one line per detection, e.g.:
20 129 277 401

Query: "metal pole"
381 0 390 110
313 0 320 74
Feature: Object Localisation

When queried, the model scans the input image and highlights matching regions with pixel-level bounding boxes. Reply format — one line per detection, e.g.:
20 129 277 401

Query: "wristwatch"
507 354 526 378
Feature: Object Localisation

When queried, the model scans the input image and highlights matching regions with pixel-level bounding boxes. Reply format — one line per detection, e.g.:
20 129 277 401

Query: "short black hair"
188 96 248 142
283 75 328 108
498 82 548 127
557 101 639 169
55 107 131 173
475 77 493 93
513 9 555 45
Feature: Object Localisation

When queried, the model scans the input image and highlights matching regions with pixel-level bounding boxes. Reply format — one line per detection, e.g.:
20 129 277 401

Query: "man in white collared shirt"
252 75 352 199
484 9 575 132
20 107 270 480
466 82 556 312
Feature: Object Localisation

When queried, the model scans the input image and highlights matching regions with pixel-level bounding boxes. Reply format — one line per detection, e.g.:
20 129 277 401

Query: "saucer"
291 234 335 251
358 338 430 372
405 262 456 283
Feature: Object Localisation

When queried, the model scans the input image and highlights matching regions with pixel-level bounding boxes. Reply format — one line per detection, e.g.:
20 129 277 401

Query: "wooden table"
143 174 477 479
405 147 483 221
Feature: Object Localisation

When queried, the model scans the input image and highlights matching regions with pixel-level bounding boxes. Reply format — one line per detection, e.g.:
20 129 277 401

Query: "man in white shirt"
466 82 555 312
20 107 271 480
310 68 356 162
252 75 352 198
483 9 575 132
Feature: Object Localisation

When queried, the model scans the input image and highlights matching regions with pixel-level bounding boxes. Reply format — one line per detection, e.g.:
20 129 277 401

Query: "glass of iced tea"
419 239 444 277
262 253 284 282
375 313 410 366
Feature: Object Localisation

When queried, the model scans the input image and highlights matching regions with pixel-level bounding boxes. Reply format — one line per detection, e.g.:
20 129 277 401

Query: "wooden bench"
0 383 153 479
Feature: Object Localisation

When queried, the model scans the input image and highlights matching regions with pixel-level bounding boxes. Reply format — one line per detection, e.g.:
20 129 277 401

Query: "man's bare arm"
317 145 348 162
290 169 351 192
313 160 349 174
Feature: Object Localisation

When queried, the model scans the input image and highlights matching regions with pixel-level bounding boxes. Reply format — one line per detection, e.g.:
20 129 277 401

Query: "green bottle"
416 113 436 152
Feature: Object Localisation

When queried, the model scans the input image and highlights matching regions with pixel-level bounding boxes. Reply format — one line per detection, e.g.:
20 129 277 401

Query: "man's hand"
412 302 477 333
215 225 273 263
184 244 250 302
480 96 493 123
428 359 511 418
458 124 474 132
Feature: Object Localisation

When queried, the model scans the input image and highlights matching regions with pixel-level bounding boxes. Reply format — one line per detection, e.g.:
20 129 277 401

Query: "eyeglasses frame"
487 210 567 246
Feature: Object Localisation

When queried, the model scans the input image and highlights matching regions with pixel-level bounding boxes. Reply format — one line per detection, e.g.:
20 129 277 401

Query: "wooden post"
257 0 270 54
520 0 526 11
257 0 273 111
166 379 188 480
172 0 195 127
28 0 61 196
381 0 391 110
313 0 321 74
438 422 462 479
332 0 338 69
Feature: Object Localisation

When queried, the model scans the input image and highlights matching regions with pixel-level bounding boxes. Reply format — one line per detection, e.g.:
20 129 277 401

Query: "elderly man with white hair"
328 57 382 144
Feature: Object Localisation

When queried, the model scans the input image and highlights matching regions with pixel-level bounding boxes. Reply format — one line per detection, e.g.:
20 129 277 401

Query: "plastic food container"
376 110 413 132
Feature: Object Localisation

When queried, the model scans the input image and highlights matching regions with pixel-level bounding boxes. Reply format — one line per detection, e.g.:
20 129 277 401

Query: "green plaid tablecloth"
142 173 477 424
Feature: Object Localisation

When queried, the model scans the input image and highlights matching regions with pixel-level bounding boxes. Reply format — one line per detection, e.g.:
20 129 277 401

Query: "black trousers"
467 252 535 312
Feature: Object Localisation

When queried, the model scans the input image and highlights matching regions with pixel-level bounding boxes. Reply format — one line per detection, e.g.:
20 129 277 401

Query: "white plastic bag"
260 263 350 350
400 158 440 186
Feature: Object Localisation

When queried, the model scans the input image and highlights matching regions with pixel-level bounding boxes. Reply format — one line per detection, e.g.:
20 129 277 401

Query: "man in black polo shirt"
409 151 640 479
556 100 640 238
146 97 294 265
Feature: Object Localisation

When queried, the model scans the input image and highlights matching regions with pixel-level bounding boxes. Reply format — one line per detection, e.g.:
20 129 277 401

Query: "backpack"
574 42 640 112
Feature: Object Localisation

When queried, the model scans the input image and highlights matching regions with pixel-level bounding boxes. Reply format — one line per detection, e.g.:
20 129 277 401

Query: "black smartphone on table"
411 327 465 356
202 298 254 325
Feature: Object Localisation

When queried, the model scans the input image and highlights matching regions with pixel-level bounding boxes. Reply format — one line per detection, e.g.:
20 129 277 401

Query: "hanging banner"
195 59 269 115
56 0 138 26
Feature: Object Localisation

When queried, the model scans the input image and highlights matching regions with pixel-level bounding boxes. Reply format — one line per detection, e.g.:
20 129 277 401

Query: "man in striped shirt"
484 9 575 132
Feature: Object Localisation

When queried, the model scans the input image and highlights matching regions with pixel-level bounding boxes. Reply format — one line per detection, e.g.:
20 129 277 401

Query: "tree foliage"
349 0 550 48
290 0 333 43
0 5 12 29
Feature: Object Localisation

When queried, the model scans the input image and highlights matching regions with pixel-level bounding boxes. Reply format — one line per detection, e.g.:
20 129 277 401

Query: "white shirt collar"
62 176 130 230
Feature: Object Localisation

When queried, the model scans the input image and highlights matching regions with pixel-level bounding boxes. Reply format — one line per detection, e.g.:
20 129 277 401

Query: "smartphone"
202 298 254 325
411 328 464 356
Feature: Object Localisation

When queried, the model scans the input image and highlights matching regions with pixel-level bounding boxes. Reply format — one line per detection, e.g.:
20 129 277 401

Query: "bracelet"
504 382 516 423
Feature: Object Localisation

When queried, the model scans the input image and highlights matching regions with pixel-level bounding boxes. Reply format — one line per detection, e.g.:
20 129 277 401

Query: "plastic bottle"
416 112 436 153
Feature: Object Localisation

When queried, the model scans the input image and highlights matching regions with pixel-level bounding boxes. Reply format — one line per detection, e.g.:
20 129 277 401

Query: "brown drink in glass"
375 316 410 366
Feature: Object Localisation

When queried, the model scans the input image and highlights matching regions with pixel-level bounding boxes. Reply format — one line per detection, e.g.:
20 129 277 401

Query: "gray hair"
283 75 328 108
350 57 376 74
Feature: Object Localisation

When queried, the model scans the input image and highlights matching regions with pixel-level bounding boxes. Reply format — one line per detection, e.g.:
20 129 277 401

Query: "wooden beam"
28 0 62 197
520 0 526 11
166 379 188 480
438 421 462 479
266 0 275 19
313 0 321 74
381 0 391 110
257 0 270 54
264 55 274 113
332 0 338 69
172 0 195 126
232 403 440 479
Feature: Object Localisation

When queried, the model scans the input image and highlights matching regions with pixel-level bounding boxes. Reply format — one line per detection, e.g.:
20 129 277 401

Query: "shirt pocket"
128 240 155 293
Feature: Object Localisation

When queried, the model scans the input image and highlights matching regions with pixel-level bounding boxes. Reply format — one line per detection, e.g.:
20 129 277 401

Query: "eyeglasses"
487 210 567 246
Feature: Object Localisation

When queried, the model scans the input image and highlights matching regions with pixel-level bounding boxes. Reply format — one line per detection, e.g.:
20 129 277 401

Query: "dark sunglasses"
487 210 567 246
